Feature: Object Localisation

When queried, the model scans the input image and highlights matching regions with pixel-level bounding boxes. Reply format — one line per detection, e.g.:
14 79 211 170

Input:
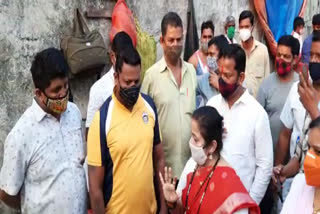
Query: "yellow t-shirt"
87 93 161 214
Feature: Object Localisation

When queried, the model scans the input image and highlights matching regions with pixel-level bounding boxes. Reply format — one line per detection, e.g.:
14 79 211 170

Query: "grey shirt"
257 72 299 152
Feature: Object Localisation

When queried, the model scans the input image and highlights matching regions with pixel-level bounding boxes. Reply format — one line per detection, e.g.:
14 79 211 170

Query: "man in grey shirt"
257 35 300 213
257 35 300 152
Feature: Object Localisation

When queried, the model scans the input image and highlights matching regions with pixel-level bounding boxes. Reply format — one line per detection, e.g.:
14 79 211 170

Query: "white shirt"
292 32 303 53
280 82 306 157
0 99 87 214
224 34 237 44
281 173 314 214
207 90 273 204
86 67 115 127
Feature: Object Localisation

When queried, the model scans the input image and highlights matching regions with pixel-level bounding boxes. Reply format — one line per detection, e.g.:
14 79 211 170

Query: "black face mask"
309 62 320 82
119 85 141 108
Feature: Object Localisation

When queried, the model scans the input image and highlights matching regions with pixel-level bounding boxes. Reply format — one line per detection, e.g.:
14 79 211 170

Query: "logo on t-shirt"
142 112 149 124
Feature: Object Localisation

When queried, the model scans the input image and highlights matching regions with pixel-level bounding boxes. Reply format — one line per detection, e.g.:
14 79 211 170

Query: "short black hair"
312 14 320 26
30 48 68 91
223 44 246 74
239 10 254 26
201 20 215 35
111 31 134 53
161 12 183 36
309 116 320 129
208 35 229 59
192 106 224 153
293 17 305 31
278 35 300 57
115 47 141 73
313 31 320 42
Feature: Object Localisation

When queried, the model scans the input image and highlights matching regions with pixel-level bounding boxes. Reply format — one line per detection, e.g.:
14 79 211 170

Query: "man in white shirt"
207 44 273 204
0 48 87 213
86 32 134 130
239 10 270 97
292 16 305 54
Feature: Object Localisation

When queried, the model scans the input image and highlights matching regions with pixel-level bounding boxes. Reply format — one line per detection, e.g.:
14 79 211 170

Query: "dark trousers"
259 182 275 214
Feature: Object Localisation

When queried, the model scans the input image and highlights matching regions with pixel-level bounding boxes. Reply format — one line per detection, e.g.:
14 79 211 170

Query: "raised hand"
209 71 219 90
159 167 179 203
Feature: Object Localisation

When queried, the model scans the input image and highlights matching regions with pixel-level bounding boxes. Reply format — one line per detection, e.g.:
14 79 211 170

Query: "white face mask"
189 138 207 165
207 56 218 72
239 28 252 42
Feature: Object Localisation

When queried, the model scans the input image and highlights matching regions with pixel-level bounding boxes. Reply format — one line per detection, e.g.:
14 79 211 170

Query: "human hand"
159 167 178 204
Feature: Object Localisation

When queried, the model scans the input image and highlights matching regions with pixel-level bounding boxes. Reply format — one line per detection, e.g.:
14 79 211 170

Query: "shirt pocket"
181 87 195 115
63 126 85 164
254 64 264 78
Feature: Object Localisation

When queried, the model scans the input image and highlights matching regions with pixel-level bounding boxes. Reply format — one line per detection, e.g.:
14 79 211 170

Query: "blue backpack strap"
99 96 113 206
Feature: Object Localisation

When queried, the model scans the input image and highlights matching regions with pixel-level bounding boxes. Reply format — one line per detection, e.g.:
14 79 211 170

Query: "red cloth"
109 0 137 47
181 166 260 214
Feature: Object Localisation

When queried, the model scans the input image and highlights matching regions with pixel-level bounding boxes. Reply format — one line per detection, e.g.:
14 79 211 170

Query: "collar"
31 98 48 122
112 93 142 114
241 38 258 53
158 56 188 74
31 98 70 122
221 89 250 107
235 89 250 105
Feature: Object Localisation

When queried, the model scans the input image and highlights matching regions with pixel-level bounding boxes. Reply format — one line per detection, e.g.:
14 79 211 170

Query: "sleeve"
153 103 161 145
86 86 103 128
87 111 104 166
197 72 209 96
280 85 295 129
141 71 153 97
301 38 309 64
249 110 273 204
176 157 196 198
0 129 29 195
256 84 266 108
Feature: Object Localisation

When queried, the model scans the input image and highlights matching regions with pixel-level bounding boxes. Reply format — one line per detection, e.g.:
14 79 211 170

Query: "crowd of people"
0 8 320 214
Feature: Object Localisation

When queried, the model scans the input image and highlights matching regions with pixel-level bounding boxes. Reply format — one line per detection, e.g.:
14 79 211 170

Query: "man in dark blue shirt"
302 14 320 64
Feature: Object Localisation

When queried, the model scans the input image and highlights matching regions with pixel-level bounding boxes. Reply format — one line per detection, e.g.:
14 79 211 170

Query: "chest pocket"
63 125 84 162
254 64 264 78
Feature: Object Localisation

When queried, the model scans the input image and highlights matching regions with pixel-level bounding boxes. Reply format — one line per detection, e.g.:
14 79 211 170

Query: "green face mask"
227 26 235 39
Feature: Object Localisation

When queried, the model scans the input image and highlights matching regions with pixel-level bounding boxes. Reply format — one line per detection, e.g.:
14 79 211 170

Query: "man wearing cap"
224 16 237 44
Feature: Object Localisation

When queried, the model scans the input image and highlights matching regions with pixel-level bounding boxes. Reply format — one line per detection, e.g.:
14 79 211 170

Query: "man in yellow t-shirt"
87 47 166 214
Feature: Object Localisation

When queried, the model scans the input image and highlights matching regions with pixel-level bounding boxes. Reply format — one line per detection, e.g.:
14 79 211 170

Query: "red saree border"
213 192 260 214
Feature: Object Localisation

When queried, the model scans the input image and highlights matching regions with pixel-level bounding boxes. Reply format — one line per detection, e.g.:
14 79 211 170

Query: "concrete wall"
0 0 319 213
